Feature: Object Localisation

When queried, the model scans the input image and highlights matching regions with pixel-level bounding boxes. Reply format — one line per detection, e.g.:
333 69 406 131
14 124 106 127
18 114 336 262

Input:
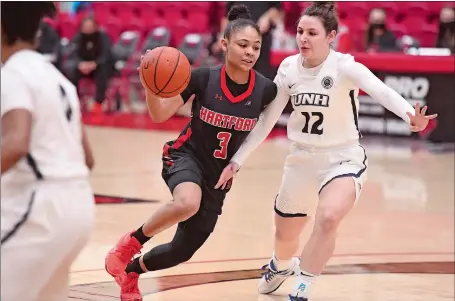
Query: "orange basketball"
139 46 191 98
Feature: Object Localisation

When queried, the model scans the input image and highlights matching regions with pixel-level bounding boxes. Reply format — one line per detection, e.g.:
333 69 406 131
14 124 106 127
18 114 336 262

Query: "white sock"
290 269 316 298
273 252 294 271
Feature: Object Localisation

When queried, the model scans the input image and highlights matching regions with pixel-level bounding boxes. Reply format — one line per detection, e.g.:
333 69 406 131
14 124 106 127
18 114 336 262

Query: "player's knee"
314 209 343 233
173 195 201 219
316 178 357 233
172 182 202 218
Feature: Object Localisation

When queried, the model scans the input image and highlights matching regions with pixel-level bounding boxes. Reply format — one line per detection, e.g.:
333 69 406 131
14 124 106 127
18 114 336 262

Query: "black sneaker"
288 295 308 301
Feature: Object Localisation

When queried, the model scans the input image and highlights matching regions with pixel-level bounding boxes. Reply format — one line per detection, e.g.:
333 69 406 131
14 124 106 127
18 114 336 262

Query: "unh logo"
321 76 333 89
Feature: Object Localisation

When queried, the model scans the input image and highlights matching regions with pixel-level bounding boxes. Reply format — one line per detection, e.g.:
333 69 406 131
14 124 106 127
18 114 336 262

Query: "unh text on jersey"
292 93 330 107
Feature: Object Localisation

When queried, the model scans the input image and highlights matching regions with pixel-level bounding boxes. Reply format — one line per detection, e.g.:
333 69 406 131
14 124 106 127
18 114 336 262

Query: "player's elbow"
146 93 185 124
148 111 169 123
15 144 29 160
10 136 30 161
145 100 172 123
85 154 95 170
1 143 28 174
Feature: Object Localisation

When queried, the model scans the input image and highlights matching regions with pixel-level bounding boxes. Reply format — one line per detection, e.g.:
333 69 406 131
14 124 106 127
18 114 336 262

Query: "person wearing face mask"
365 8 398 52
65 15 113 114
436 6 455 53
215 2 438 300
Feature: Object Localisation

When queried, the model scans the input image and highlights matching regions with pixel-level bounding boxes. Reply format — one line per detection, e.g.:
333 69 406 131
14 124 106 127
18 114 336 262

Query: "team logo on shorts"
321 76 333 89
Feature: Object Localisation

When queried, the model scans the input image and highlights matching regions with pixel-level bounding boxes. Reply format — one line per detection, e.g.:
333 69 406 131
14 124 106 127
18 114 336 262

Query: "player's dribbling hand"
138 50 152 91
406 102 438 132
215 162 240 190
137 49 152 71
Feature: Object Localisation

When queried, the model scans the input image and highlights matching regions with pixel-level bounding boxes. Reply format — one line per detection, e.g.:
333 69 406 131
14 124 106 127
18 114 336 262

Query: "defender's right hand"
215 162 240 190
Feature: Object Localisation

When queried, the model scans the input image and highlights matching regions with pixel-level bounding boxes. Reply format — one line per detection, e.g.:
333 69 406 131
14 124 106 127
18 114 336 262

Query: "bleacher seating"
51 1 452 112
286 1 448 49
54 1 450 50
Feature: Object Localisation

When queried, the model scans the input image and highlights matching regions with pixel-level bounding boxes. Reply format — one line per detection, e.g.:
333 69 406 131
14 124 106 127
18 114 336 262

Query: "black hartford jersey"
163 65 277 185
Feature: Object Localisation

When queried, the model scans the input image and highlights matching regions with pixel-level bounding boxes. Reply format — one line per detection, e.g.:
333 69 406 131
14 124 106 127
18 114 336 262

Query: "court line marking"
68 261 455 300
71 251 454 274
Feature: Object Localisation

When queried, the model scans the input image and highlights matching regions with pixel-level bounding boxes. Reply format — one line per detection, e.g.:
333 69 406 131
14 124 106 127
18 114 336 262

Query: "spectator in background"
65 15 113 114
365 8 399 52
36 20 62 70
333 21 352 52
214 2 284 79
69 1 92 15
436 6 455 53
328 2 353 52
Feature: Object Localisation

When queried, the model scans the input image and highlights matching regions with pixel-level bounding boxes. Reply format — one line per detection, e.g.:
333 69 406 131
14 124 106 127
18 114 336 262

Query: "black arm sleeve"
261 79 278 110
180 67 210 104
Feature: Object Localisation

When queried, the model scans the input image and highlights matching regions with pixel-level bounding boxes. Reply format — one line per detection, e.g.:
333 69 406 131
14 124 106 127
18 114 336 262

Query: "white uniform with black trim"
282 51 363 148
1 50 94 301
231 50 415 216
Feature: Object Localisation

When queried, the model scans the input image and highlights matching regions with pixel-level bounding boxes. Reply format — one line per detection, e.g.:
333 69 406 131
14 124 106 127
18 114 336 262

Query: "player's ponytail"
300 1 339 35
313 1 336 13
227 4 252 22
224 4 260 39
1 1 56 45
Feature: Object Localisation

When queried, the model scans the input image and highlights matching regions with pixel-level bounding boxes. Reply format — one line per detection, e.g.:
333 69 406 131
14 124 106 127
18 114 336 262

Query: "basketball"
139 46 191 98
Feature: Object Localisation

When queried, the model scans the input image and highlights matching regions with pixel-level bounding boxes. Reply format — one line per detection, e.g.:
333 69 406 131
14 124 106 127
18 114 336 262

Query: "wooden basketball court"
68 124 454 300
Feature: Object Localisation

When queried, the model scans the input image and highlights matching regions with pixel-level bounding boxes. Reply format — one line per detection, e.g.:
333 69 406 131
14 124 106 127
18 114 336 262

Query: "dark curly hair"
1 1 56 45
224 4 261 39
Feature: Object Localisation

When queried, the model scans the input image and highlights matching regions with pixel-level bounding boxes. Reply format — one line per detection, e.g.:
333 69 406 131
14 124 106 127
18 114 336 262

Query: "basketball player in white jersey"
1 3 95 301
216 2 438 300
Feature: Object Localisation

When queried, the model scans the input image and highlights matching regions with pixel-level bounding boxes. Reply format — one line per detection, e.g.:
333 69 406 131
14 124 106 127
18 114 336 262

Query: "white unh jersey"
1 50 89 196
231 49 414 166
276 50 361 148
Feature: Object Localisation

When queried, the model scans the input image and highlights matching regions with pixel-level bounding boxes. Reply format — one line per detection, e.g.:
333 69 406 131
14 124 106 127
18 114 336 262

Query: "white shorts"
1 179 95 301
275 143 368 217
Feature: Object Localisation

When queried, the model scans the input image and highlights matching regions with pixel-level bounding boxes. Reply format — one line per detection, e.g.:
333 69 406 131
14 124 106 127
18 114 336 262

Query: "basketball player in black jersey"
105 4 277 300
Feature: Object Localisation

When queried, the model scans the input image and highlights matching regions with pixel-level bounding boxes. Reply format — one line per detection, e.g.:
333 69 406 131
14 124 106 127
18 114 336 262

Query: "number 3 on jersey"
214 132 232 159
301 112 324 135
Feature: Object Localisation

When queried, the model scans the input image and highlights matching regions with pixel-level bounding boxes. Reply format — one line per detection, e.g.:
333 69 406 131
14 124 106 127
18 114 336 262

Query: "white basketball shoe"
258 257 300 294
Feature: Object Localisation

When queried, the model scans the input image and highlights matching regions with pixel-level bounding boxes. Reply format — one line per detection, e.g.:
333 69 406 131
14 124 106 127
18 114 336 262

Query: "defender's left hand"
406 102 438 132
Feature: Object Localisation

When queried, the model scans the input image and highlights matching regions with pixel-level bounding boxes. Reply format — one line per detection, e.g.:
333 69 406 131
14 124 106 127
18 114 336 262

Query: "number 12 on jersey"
301 112 324 135
214 132 232 159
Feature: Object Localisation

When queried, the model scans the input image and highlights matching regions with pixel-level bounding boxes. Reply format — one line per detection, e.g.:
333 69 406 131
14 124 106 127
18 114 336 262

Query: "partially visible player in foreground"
1 2 95 301
104 5 278 301
216 2 438 301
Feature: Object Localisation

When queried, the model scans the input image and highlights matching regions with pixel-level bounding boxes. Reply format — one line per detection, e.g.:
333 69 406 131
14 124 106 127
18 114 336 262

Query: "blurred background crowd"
36 1 455 143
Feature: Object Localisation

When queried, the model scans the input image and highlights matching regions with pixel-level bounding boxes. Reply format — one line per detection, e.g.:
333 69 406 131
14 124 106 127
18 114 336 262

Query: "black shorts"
162 151 227 233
